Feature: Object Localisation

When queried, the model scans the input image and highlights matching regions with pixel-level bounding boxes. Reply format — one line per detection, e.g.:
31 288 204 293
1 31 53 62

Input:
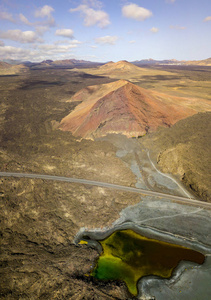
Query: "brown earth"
70 60 184 83
0 68 141 299
0 62 11 68
69 61 211 102
59 79 208 139
184 57 211 66
0 61 28 75
141 112 211 202
0 65 210 299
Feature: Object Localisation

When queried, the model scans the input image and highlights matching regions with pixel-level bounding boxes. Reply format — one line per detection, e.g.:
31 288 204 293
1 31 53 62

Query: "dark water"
91 229 205 296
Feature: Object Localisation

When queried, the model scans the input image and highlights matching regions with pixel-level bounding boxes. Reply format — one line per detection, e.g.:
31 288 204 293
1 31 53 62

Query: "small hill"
59 80 200 139
185 58 211 66
98 60 143 74
142 112 211 201
0 61 11 69
69 59 183 82
0 61 28 75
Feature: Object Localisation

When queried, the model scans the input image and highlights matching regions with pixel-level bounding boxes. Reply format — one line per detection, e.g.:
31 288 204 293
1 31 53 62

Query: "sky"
0 0 210 62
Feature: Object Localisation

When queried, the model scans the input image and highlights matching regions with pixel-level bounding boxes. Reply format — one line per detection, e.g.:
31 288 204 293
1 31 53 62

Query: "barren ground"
0 65 210 299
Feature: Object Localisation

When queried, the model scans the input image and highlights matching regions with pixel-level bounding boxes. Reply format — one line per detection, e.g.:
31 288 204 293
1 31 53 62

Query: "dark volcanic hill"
34 59 101 69
59 80 198 139
142 112 211 201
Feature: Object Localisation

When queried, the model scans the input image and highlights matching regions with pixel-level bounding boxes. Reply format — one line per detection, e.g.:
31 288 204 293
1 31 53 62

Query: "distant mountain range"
1 57 211 68
25 59 102 69
132 58 211 66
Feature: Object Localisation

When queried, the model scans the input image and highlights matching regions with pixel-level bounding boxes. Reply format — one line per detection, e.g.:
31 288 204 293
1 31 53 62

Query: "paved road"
0 171 211 209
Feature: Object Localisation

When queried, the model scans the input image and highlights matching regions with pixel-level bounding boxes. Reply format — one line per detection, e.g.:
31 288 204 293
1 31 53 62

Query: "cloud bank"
0 11 15 23
0 29 42 43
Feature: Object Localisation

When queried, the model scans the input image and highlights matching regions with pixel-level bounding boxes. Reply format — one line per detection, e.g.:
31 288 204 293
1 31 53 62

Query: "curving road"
0 171 211 209
146 150 192 199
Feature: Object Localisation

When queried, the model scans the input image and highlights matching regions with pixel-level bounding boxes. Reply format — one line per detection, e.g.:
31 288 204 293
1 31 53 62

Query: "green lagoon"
90 229 205 296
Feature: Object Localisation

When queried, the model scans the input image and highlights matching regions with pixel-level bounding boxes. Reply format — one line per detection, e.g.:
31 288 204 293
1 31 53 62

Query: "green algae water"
90 229 205 296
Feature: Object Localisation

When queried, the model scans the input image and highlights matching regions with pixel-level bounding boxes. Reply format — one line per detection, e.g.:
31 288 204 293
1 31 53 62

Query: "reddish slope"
59 80 197 139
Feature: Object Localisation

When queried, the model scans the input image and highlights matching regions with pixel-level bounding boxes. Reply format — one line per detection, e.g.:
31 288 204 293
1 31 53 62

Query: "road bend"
0 171 211 210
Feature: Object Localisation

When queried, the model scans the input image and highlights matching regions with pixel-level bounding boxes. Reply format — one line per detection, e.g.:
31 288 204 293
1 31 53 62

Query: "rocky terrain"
0 67 142 299
0 64 210 299
71 60 181 82
59 79 203 139
72 61 211 103
142 112 211 202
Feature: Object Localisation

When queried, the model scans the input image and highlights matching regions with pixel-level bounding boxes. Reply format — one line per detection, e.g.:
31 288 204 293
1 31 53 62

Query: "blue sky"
0 0 210 62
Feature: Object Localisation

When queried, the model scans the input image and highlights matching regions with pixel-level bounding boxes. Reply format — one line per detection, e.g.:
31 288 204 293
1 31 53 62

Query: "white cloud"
0 29 42 43
90 45 98 48
122 4 152 21
0 40 4 46
166 0 176 3
129 40 136 44
35 5 54 19
203 16 211 22
34 5 55 27
36 17 56 28
0 45 31 60
35 43 79 60
70 4 110 28
19 14 55 31
19 13 32 26
170 25 186 30
0 44 78 62
35 26 50 35
38 44 77 52
55 29 74 38
0 11 15 23
95 35 118 45
54 39 82 45
82 0 103 9
150 27 159 33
